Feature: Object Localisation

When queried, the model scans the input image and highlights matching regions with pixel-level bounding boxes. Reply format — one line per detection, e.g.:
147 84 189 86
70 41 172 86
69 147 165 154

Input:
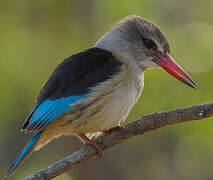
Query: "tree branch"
23 102 213 180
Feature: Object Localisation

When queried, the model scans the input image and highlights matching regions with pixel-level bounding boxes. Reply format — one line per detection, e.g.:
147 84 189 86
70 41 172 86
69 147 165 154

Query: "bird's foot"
103 125 125 135
79 133 103 157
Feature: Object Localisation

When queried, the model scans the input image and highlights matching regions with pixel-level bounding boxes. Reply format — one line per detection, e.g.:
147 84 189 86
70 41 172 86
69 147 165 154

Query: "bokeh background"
1 0 213 179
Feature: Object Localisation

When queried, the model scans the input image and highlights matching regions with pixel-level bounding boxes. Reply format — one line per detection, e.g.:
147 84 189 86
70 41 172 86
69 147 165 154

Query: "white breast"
67 66 145 134
101 75 144 129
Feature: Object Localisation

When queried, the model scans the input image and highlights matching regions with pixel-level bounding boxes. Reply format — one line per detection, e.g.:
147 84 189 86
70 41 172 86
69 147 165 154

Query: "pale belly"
34 90 138 151
62 76 144 135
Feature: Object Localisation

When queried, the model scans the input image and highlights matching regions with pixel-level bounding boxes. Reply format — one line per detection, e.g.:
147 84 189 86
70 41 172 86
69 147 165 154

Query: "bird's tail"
6 131 42 176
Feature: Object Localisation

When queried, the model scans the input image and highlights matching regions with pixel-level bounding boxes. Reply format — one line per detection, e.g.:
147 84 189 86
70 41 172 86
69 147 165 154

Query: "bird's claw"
79 133 103 157
84 141 103 157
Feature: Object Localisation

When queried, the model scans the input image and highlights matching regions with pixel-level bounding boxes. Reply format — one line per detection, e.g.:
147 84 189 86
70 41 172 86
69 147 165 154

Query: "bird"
7 15 197 176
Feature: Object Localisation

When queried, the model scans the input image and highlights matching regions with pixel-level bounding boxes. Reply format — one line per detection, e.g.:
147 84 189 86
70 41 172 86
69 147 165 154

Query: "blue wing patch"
27 95 87 132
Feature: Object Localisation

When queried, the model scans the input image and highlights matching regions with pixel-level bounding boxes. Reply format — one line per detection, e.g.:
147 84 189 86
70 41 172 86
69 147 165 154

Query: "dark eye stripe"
143 38 157 50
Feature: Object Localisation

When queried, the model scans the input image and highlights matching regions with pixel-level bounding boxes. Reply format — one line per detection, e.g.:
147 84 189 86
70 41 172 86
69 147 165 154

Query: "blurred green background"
1 0 213 179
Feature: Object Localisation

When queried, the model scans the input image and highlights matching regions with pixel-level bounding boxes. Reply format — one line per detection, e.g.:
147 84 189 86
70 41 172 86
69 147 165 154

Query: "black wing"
22 47 122 131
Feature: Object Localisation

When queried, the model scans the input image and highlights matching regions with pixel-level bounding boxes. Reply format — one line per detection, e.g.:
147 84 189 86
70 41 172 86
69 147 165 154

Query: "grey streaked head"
115 15 170 56
96 15 197 88
96 15 170 70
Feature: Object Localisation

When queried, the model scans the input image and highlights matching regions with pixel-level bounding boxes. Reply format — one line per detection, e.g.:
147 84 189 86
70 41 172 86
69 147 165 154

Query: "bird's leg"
78 133 103 157
103 125 125 135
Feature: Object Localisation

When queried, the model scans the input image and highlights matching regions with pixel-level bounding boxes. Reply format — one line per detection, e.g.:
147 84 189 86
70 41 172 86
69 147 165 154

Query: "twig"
23 102 213 180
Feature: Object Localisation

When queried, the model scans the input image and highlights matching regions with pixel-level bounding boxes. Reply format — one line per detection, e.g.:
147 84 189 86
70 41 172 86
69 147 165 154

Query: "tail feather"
6 131 42 176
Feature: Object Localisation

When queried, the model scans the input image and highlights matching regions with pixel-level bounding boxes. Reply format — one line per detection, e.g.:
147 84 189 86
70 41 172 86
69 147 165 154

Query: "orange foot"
79 133 103 157
103 125 125 135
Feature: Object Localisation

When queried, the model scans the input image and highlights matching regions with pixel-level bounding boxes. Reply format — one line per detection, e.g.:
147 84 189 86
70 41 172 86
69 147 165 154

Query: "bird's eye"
143 38 157 50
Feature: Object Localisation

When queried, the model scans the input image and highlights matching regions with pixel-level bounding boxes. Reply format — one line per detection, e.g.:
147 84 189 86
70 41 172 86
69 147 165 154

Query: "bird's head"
96 15 197 88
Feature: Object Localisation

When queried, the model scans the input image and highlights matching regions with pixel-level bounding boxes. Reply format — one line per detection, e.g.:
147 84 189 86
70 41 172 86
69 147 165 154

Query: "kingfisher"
7 15 196 176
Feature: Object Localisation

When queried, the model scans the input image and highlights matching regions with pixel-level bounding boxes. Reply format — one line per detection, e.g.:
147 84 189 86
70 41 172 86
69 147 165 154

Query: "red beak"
152 55 197 89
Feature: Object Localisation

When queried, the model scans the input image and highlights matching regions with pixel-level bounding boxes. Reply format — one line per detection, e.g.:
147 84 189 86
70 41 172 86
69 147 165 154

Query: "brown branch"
23 102 213 180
